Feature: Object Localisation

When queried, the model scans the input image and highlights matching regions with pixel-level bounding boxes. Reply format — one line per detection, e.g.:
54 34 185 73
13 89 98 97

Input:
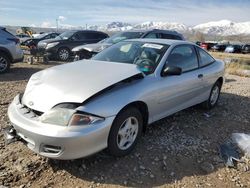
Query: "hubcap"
210 85 219 105
0 56 8 72
59 49 69 60
117 117 139 150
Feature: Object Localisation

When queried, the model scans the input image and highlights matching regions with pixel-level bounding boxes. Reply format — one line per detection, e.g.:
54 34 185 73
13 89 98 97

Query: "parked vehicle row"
72 29 185 61
197 41 250 54
37 30 109 61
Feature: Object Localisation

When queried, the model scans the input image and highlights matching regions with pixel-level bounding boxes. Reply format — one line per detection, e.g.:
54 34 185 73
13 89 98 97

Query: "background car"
200 42 217 51
16 34 31 43
0 27 23 73
211 44 228 52
72 29 185 60
224 44 242 53
242 44 250 54
21 32 60 48
37 30 109 61
6 39 224 159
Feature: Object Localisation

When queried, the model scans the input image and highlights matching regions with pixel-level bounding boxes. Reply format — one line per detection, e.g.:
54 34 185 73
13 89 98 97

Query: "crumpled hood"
72 43 112 53
22 60 142 112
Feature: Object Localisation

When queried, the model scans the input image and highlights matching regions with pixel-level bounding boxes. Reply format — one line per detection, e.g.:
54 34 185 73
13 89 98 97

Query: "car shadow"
47 92 250 187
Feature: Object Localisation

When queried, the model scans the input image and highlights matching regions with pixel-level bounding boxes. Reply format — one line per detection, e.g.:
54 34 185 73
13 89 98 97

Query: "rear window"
160 33 182 40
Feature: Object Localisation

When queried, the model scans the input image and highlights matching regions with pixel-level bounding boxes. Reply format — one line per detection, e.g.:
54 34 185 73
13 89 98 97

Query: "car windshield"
55 31 75 40
102 32 145 44
92 41 169 75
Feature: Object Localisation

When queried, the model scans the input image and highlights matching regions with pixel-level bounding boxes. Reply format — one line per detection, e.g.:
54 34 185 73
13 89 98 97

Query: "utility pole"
56 18 59 31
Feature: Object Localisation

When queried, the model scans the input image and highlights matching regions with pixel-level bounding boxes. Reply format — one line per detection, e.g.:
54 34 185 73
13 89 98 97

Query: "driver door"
154 44 204 120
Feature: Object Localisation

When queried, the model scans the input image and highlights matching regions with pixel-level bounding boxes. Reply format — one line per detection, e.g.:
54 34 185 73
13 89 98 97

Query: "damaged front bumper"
6 94 115 160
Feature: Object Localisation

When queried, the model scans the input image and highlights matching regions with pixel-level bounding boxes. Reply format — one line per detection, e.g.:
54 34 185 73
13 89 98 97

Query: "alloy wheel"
210 85 220 106
117 117 139 150
59 49 69 61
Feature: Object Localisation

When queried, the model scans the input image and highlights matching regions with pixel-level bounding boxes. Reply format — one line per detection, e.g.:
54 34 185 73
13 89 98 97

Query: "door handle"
198 74 203 78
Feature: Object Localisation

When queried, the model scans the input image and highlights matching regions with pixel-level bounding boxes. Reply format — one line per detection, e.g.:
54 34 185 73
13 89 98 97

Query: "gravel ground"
0 62 250 188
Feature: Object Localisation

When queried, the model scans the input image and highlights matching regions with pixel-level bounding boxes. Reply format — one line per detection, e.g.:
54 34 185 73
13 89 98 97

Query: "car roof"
0 26 5 30
126 38 193 46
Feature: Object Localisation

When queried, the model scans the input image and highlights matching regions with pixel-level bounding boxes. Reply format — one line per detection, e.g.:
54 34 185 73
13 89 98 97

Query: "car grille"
17 104 43 120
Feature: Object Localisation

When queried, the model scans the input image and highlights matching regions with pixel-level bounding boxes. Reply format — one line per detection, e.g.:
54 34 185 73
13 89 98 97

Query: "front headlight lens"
39 108 104 126
46 42 59 49
39 108 75 126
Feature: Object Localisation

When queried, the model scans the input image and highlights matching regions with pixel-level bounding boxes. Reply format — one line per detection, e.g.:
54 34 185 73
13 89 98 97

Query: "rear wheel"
108 107 143 157
203 81 222 109
57 48 70 61
0 52 11 74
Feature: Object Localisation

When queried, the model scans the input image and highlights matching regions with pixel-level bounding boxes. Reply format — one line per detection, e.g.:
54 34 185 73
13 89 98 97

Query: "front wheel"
203 81 222 109
108 107 143 157
57 48 70 61
0 52 11 74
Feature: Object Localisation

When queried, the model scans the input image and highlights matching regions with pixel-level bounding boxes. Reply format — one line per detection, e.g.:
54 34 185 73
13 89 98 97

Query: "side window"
197 48 215 67
167 45 198 72
44 35 51 39
72 33 81 41
78 32 100 40
144 33 158 39
51 33 58 38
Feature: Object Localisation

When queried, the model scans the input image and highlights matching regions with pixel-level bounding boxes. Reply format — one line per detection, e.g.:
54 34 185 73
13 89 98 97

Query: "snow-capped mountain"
4 20 250 36
87 20 250 36
133 21 190 32
193 20 250 35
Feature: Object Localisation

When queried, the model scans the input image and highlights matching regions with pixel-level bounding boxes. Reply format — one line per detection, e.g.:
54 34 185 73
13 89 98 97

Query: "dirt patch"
0 62 250 187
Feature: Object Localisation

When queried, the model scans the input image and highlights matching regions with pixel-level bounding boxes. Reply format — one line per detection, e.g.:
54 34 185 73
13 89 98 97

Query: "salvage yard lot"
0 62 250 187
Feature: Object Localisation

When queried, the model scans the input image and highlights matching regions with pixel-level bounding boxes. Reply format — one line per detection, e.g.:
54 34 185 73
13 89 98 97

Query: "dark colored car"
242 44 250 54
37 30 109 61
21 32 60 48
200 42 217 51
224 45 242 53
211 44 228 52
72 29 185 60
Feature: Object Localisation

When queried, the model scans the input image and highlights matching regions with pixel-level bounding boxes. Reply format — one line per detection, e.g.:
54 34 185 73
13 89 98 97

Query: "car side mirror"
161 66 182 77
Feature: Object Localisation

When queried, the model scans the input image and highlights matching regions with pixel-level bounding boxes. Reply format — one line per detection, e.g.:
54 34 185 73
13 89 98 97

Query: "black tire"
202 81 222 110
0 52 11 74
108 107 143 157
57 47 70 61
79 50 92 60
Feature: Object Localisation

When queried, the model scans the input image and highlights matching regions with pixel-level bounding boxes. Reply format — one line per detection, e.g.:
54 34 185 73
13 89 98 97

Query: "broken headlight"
39 107 104 126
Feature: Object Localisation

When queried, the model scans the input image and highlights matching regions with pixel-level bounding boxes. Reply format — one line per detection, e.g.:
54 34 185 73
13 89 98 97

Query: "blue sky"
0 0 250 27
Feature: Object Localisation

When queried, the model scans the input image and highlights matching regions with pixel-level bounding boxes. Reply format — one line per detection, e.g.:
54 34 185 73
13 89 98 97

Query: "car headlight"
39 108 104 126
46 42 59 49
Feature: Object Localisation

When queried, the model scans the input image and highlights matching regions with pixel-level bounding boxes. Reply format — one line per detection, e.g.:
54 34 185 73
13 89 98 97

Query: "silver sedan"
6 39 224 159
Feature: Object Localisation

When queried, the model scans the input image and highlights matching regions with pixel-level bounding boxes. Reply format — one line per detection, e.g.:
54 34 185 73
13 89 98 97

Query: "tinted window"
197 48 215 67
167 45 198 72
55 31 75 40
80 32 106 40
144 33 158 38
160 33 182 40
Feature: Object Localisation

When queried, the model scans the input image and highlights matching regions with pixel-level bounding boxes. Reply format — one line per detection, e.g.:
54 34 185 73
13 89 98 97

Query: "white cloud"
41 21 53 28
58 16 66 21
